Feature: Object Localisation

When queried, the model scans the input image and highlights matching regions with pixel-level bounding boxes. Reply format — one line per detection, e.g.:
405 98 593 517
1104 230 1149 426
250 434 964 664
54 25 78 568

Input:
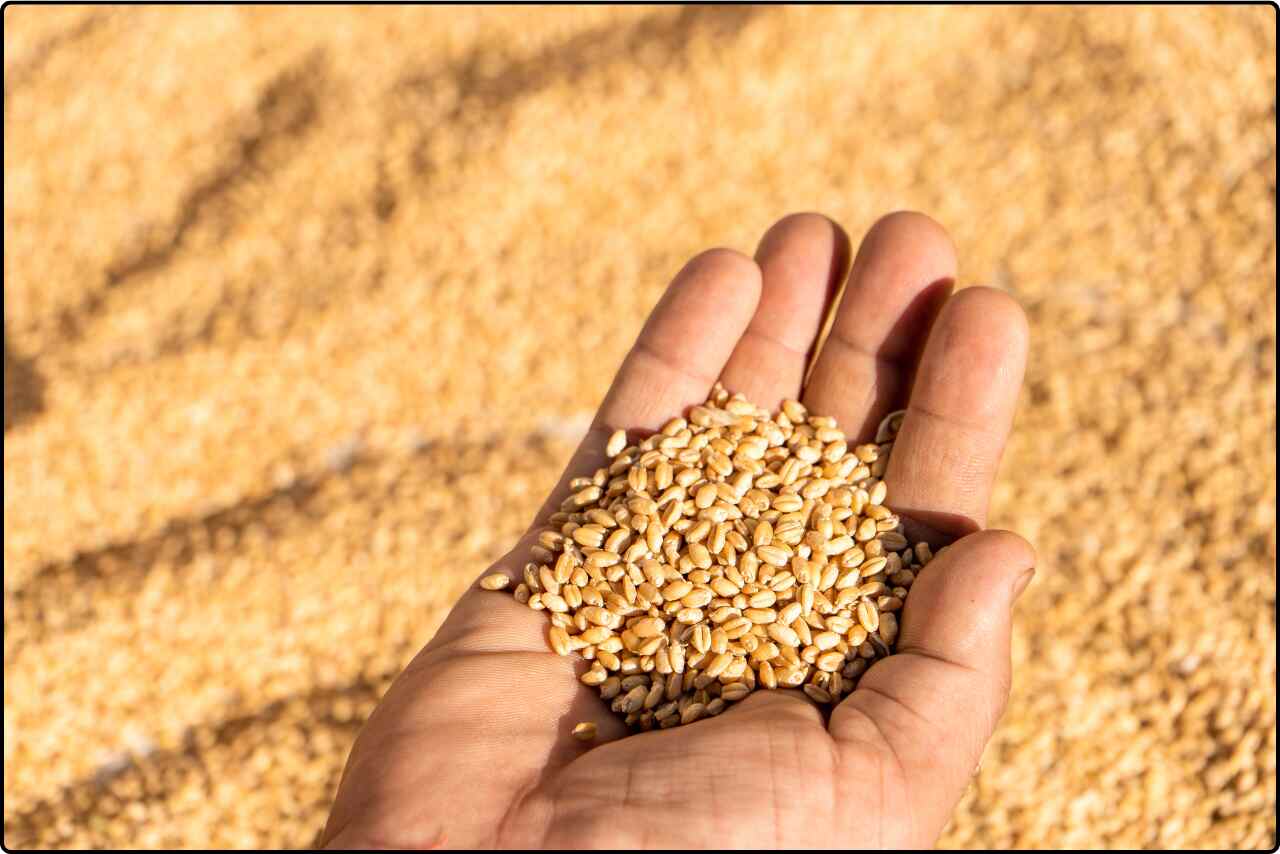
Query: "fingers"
596 248 763 431
803 211 955 441
829 531 1036 841
719 213 850 410
884 287 1029 537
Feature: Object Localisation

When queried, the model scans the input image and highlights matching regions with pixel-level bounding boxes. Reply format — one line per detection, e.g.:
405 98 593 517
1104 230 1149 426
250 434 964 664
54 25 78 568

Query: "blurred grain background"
3 4 1275 849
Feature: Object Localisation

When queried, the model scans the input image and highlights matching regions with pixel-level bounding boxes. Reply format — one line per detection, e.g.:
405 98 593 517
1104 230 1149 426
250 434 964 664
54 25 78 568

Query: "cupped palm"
322 212 1035 850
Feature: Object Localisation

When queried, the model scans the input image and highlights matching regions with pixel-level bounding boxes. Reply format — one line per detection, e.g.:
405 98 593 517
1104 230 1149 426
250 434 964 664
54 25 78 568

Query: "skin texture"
320 212 1036 850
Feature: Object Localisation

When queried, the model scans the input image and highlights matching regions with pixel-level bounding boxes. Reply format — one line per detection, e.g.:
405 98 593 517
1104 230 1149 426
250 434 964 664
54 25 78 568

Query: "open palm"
321 212 1035 849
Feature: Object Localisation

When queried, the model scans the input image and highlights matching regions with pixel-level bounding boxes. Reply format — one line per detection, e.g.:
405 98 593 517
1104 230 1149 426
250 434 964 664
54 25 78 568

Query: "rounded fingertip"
679 246 763 291
756 211 851 262
657 246 762 347
862 210 958 275
959 528 1037 572
945 286 1030 353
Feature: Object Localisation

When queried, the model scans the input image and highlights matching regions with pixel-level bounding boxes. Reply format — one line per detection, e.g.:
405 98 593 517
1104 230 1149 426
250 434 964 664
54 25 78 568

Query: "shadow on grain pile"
4 325 46 432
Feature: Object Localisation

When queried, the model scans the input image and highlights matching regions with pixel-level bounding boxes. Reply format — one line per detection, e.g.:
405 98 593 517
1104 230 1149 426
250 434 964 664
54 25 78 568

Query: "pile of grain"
3 6 1274 849
493 389 922 730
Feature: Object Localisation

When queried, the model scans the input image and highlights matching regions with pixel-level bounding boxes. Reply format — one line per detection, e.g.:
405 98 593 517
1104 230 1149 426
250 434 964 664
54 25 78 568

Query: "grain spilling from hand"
481 385 928 731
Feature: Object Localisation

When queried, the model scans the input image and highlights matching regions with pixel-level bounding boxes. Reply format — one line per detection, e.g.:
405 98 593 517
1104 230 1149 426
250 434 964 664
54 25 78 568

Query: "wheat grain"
491 385 919 731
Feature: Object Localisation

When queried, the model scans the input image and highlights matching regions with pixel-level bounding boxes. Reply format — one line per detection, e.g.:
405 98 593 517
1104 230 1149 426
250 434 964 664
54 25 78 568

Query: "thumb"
829 529 1036 841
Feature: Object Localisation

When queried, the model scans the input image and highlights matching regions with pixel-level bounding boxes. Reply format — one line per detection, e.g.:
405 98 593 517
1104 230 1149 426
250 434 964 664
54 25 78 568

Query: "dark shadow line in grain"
2 9 111 99
52 52 328 345
1 673 398 848
3 323 46 431
396 4 766 181
25 7 768 378
4 432 562 655
3 462 338 649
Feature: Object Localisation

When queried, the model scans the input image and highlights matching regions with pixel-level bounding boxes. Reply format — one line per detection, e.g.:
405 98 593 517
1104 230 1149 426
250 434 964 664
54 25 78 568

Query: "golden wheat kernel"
535 565 560 596
709 521 730 553
738 607 773 626
701 652 732 679
852 518 877 542
812 630 841 651
780 666 808 688
707 626 729 654
757 544 791 567
605 526 630 550
857 555 887 577
629 616 663 638
856 600 881 633
707 577 738 599
722 657 749 681
579 661 609 686
825 613 853 634
825 535 857 557
658 580 690 601
676 585 709 608
767 623 801 648
654 646 675 674
564 721 601 749
750 659 776 690
753 519 775 548
706 605 737 623
600 428 628 458
816 649 847 672
690 482 715 509
856 580 886 598
790 616 812 644
672 607 701 625
833 587 859 609
683 519 710 544
475 572 510 592
816 564 839 592
767 572 797 594
551 550 575 581
689 624 712 654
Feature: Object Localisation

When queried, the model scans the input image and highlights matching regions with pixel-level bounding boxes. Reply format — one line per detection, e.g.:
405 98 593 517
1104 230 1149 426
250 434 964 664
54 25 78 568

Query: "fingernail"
1011 568 1036 601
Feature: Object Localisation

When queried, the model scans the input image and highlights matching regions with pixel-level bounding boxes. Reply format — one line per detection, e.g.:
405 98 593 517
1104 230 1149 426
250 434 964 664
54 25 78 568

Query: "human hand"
320 212 1034 849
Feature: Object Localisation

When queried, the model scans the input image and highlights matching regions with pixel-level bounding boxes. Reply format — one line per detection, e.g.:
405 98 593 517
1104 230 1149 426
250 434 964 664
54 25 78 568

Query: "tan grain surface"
3 5 1275 849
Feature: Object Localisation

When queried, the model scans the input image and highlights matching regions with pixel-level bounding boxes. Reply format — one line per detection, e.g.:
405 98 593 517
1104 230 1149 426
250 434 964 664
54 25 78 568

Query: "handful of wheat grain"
481 383 929 733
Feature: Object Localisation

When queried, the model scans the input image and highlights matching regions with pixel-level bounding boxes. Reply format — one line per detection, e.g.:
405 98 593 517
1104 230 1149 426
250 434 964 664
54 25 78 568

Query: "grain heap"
482 384 925 730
